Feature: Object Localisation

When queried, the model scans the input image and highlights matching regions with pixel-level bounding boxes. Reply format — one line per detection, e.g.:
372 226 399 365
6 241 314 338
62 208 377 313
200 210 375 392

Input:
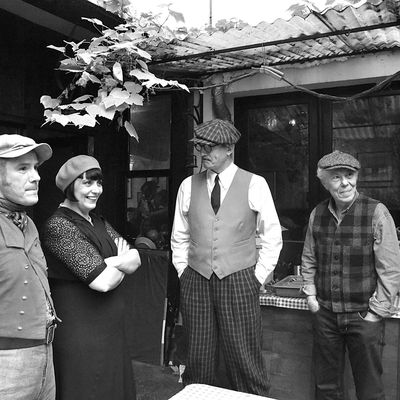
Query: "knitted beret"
56 155 101 192
317 150 360 171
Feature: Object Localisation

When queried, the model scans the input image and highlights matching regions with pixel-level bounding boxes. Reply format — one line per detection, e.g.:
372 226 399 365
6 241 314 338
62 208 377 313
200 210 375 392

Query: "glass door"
126 95 171 249
236 97 317 241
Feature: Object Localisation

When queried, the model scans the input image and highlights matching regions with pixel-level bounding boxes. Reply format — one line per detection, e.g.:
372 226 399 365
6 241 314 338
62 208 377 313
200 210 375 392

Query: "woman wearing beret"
42 155 141 400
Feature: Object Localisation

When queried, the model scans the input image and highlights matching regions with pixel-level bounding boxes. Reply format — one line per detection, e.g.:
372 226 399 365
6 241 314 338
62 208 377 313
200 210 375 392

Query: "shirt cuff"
369 294 397 318
255 269 265 285
87 261 108 284
302 284 317 296
175 264 187 278
255 264 275 285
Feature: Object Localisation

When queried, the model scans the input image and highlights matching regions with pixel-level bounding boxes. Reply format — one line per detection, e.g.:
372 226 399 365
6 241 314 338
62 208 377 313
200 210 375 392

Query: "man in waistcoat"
171 119 282 395
301 150 400 400
0 134 57 400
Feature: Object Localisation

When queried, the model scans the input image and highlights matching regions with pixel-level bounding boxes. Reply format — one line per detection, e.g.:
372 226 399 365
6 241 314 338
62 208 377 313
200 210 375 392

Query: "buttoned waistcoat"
188 168 257 279
312 194 379 312
0 214 53 341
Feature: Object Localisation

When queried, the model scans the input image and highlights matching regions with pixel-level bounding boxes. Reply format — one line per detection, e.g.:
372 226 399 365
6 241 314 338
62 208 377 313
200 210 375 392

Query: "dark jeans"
313 306 385 400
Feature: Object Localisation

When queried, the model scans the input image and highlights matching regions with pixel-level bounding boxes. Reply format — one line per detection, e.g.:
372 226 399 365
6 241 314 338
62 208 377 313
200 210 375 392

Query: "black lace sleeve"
43 215 107 284
104 221 121 242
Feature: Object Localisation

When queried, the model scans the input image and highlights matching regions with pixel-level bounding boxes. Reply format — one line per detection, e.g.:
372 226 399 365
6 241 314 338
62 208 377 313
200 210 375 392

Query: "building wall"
198 51 400 230
201 51 400 120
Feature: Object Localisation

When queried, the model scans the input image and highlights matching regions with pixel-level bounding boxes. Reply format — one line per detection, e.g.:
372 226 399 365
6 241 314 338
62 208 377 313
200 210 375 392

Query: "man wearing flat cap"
171 119 282 395
0 134 57 400
301 150 400 400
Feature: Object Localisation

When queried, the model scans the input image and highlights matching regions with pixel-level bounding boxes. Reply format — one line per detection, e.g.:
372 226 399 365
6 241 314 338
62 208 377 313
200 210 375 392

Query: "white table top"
168 384 277 399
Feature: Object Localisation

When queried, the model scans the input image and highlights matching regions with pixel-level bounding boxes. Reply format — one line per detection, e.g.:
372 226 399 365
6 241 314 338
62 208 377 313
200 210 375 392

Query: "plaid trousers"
179 266 270 396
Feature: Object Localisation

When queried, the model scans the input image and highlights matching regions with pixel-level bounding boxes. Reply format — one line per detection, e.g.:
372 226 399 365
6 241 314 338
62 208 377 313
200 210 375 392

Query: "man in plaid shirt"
302 150 400 400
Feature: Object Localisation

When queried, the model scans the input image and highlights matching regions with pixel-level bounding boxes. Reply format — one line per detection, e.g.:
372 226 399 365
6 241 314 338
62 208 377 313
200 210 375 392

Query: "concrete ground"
133 360 183 400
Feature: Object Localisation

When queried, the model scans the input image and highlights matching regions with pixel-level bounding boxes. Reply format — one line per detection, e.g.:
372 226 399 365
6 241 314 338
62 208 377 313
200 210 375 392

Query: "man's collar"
208 162 235 176
207 162 237 187
328 191 359 216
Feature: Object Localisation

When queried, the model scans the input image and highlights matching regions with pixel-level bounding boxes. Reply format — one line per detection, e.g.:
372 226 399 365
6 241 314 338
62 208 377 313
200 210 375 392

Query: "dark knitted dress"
42 207 136 400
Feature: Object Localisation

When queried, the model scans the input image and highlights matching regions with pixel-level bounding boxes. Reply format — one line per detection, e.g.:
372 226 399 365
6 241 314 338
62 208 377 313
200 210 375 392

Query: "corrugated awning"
144 0 400 79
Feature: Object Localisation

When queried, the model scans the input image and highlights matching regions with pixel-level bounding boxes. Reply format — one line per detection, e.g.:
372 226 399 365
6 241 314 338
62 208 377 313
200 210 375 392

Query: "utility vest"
312 194 379 312
188 168 257 279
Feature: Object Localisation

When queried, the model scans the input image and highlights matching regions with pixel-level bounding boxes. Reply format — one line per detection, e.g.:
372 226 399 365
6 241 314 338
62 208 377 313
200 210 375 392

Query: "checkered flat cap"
191 119 241 145
318 150 360 171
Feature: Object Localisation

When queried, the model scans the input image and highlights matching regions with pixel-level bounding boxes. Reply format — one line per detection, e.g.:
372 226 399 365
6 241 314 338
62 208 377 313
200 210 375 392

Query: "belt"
0 321 57 349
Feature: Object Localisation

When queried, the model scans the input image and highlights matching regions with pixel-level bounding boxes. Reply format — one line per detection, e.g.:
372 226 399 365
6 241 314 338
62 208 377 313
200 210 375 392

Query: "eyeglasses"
194 143 218 153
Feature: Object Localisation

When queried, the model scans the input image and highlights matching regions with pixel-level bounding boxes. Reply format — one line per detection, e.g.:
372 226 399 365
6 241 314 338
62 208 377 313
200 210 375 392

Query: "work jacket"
0 214 54 344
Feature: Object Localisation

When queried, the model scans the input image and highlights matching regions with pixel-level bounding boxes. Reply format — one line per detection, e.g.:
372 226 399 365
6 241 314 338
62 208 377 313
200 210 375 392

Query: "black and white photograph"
1 1 400 399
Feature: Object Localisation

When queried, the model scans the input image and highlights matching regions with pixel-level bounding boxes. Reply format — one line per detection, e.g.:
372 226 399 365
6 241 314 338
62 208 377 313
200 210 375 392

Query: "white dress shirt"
171 162 282 284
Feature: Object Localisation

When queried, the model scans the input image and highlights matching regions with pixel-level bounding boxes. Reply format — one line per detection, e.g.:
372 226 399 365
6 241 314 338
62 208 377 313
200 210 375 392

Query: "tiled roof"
145 0 400 79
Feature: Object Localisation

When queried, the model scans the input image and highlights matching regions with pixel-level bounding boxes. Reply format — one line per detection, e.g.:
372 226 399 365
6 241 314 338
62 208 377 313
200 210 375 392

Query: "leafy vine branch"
40 17 188 141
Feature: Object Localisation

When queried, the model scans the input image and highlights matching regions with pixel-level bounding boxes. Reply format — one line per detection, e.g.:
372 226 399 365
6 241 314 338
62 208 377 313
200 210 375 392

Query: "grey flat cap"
318 150 360 171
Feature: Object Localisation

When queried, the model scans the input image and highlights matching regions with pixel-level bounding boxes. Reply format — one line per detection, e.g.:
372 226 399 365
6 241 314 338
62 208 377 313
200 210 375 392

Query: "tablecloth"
259 294 308 310
168 384 277 399
259 293 400 315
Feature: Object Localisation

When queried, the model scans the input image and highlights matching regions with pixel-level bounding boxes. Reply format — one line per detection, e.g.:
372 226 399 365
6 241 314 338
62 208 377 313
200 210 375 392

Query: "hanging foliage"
41 17 188 140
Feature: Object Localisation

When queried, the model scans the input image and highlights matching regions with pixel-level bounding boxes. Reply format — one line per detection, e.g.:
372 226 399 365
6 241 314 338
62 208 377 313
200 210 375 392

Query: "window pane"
247 104 309 239
126 177 169 249
332 95 400 215
129 96 171 170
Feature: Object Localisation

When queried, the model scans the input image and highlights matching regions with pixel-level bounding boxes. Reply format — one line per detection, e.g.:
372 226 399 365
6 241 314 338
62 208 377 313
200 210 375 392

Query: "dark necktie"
211 175 220 214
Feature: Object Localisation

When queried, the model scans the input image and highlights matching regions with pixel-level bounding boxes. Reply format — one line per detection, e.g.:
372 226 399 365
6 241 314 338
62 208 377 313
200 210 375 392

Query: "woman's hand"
89 237 138 292
116 248 141 275
115 237 130 255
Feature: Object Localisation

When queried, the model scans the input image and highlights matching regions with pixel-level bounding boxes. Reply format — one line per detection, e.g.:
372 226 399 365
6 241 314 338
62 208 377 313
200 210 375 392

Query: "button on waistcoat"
188 168 257 279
